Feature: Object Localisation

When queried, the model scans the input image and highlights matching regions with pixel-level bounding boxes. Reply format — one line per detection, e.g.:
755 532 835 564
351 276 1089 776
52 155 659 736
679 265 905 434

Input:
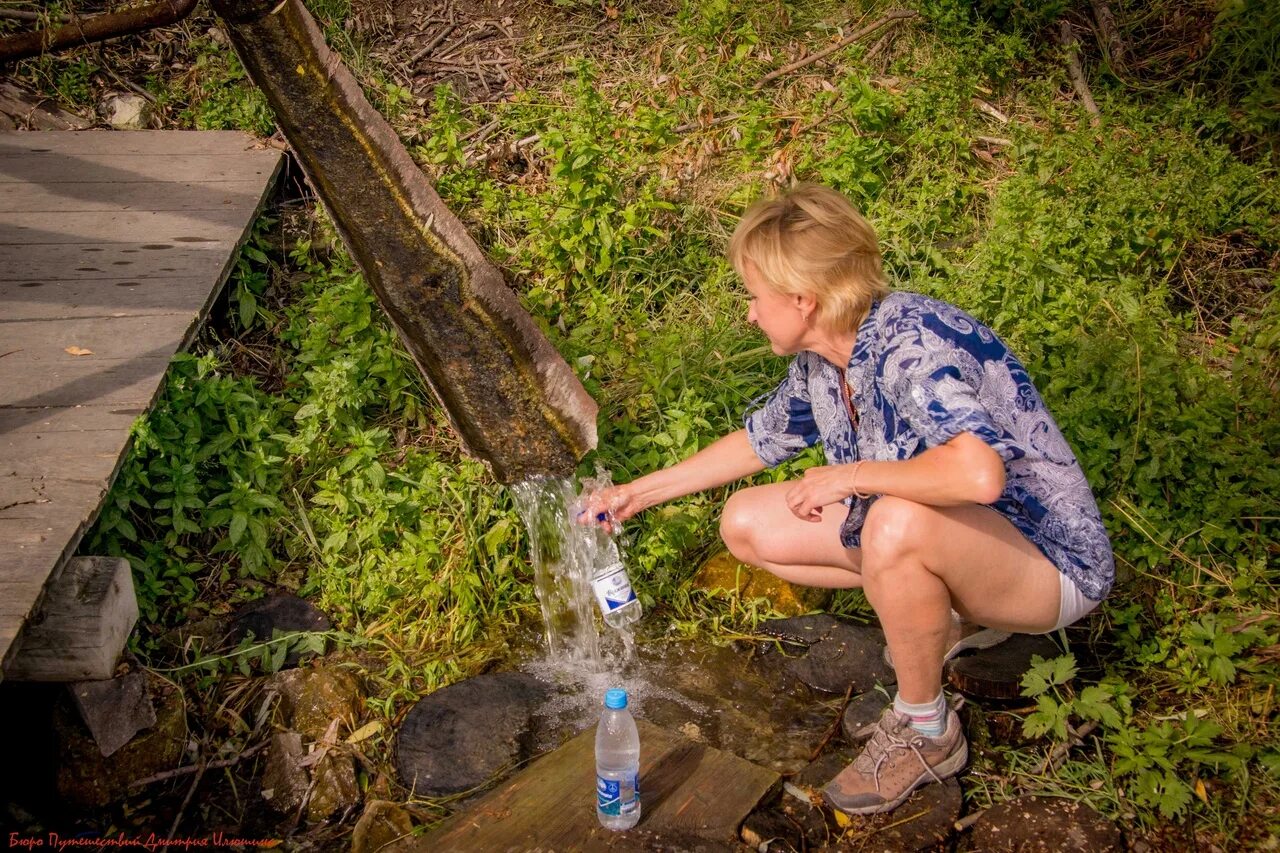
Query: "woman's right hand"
579 483 645 533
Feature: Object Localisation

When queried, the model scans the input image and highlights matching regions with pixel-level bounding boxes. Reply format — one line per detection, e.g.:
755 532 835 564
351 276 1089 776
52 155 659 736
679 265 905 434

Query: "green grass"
31 0 1277 844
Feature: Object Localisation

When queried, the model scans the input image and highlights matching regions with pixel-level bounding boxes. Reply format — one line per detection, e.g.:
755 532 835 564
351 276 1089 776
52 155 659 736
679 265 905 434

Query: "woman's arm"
784 431 1005 522
590 429 767 526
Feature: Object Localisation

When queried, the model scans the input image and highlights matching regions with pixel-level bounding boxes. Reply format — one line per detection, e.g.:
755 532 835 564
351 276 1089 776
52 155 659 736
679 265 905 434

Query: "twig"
408 21 457 64
130 740 269 787
672 112 742 134
162 758 206 851
1058 20 1101 125
754 10 918 89
972 97 1009 125
809 683 856 761
975 135 1013 147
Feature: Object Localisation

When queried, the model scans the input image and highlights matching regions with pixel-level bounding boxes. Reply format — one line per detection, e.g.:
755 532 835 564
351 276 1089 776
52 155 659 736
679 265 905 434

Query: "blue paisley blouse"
743 291 1114 602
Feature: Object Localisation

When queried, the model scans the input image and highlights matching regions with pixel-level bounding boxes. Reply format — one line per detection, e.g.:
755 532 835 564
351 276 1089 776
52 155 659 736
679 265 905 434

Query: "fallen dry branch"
754 9 918 89
1090 0 1127 74
1058 20 1101 125
130 739 270 787
972 97 1010 125
0 0 198 63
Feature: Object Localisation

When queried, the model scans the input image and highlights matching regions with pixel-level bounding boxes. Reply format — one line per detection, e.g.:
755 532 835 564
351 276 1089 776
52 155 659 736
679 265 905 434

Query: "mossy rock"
693 551 831 616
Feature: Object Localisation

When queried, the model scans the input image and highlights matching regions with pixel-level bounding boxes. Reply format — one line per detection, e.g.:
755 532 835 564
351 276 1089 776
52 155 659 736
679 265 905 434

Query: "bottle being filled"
589 517 642 631
595 688 641 830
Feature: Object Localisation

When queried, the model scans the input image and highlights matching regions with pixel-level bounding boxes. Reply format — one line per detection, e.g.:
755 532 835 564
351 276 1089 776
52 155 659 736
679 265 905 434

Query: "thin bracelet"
850 460 872 500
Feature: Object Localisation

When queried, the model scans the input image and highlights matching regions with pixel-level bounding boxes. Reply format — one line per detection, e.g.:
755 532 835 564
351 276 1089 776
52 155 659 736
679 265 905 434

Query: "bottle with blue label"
591 528 641 631
595 688 640 830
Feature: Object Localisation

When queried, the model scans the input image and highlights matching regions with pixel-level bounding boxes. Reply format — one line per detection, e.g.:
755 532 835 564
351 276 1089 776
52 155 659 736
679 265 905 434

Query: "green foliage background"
21 0 1274 841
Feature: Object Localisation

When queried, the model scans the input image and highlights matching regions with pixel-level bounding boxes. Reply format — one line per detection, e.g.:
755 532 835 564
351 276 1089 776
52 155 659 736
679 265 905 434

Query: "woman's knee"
860 496 927 577
719 487 765 563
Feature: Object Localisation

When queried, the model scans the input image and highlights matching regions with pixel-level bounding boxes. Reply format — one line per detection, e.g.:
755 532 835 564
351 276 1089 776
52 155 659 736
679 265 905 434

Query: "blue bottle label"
597 776 621 815
592 565 637 613
597 773 639 815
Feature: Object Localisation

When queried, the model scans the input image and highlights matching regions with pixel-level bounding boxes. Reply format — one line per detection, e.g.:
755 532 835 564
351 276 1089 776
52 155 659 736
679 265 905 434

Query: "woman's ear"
796 292 818 316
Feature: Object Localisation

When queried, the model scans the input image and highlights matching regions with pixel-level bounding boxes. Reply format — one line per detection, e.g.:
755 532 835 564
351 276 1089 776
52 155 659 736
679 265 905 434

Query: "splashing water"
510 474 637 673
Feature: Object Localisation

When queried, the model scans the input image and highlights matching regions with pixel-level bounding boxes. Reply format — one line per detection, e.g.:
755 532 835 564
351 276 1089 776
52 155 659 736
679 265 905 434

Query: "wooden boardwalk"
422 720 781 851
0 130 282 679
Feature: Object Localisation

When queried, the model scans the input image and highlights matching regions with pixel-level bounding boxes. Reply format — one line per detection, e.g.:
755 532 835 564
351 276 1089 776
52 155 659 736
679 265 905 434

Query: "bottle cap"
604 688 628 709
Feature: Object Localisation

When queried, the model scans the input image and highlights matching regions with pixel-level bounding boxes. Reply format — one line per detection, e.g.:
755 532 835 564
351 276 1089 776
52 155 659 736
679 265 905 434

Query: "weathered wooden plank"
0 406 139 435
423 720 781 851
0 277 210 321
0 243 230 282
0 129 276 157
0 152 280 185
1 428 127 485
0 356 171 410
3 313 203 359
0 179 269 214
4 556 138 682
0 208 252 245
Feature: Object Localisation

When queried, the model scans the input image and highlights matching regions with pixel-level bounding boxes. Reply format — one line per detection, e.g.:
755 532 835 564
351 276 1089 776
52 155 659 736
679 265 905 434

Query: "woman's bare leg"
719 482 862 588
860 496 1062 703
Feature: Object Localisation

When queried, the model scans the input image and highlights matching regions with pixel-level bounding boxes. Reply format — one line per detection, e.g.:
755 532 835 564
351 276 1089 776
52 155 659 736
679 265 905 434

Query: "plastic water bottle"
596 688 641 830
591 528 642 630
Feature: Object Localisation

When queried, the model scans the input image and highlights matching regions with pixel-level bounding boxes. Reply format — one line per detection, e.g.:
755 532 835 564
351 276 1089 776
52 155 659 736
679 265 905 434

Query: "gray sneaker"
821 706 968 815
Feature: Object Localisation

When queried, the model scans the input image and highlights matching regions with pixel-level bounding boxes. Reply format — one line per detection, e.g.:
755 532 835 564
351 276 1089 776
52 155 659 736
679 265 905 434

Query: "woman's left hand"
785 465 857 522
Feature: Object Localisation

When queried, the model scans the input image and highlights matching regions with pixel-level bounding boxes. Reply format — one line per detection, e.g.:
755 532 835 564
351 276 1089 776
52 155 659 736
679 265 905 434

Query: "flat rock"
694 552 831 616
68 671 155 758
395 671 549 797
261 731 308 815
947 634 1064 700
965 795 1124 851
55 678 185 808
227 592 331 665
268 665 364 741
785 621 895 694
841 690 890 745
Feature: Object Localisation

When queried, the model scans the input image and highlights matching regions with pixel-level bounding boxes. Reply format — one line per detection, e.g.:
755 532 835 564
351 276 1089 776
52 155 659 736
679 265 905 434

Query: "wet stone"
55 677 185 808
785 621 895 694
842 690 890 746
261 731 308 815
227 592 332 666
68 670 155 758
268 665 364 742
307 750 360 823
351 800 415 853
694 551 831 616
395 671 550 797
965 795 1124 851
947 634 1064 701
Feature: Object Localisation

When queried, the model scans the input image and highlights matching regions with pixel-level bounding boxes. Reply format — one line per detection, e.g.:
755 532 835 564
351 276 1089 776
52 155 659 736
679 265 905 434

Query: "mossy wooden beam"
209 0 597 483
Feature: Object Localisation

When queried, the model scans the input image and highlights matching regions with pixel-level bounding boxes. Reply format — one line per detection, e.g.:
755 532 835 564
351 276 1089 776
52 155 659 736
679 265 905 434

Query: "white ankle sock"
894 691 948 737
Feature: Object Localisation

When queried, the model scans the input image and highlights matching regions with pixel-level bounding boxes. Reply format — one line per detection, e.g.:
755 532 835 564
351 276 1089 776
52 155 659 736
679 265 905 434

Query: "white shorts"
1049 571 1099 632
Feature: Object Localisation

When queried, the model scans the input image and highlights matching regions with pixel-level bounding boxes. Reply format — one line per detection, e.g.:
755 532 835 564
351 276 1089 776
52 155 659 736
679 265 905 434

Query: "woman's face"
742 262 810 356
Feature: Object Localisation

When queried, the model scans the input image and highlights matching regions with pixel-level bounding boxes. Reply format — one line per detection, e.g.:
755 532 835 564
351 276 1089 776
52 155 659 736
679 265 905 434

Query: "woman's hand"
785 464 857 522
578 483 646 533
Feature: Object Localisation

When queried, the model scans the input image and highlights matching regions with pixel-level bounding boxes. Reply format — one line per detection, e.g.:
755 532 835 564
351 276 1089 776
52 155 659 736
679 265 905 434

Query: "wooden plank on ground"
0 243 229 281
423 720 780 852
0 129 276 157
0 179 270 214
0 152 280 185
0 277 210 321
0 130 282 681
0 208 252 245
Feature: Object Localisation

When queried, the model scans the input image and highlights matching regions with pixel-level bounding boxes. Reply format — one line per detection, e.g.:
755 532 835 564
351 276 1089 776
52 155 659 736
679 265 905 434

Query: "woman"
590 183 1113 815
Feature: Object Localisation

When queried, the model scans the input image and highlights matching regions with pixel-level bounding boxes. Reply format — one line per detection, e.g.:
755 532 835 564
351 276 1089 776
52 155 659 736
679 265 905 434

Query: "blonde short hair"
728 184 889 333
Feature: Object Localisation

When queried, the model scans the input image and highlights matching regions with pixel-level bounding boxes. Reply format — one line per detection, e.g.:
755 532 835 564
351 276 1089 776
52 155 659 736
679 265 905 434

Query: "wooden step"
420 719 781 851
